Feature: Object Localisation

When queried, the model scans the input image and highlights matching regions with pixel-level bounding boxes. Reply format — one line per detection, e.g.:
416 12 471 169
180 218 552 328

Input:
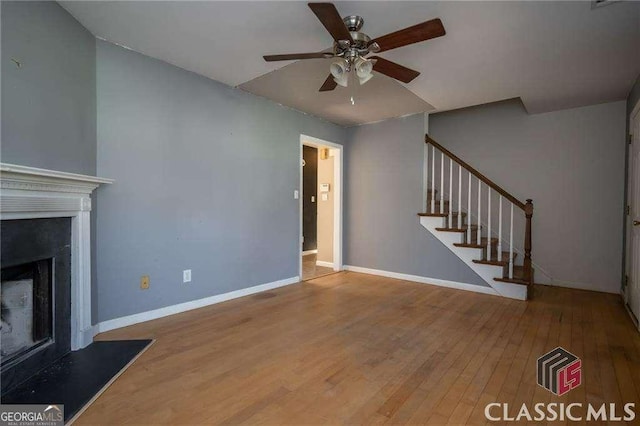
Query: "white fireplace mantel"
0 163 113 350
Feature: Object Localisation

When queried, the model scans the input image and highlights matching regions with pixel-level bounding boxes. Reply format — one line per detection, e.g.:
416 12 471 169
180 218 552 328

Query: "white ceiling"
239 58 434 126
61 1 640 124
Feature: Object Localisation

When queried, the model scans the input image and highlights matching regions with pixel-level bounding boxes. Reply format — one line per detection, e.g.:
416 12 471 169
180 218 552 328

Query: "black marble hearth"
1 340 153 423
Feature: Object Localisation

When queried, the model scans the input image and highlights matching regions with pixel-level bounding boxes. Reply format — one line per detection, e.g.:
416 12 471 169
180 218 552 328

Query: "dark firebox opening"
1 259 53 368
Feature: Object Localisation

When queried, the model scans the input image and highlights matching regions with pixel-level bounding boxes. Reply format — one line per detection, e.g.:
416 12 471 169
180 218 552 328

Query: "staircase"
419 135 534 300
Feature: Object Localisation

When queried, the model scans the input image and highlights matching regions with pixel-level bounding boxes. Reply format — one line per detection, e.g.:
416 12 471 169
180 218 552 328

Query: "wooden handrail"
425 134 526 211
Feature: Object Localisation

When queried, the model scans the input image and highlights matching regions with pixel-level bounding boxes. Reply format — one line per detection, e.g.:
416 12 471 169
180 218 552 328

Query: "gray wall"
1 1 96 175
1 1 100 321
430 99 627 293
95 40 345 322
344 114 488 287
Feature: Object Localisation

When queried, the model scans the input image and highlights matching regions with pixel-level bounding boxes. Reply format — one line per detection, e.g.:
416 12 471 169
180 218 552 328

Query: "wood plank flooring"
302 253 334 281
78 272 640 425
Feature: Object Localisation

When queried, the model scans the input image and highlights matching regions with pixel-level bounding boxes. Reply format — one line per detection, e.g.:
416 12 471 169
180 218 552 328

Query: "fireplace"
0 163 112 394
1 259 53 366
1 218 72 393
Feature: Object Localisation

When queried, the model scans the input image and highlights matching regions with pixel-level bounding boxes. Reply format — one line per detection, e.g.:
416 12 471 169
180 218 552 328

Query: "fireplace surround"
0 163 112 389
1 218 72 392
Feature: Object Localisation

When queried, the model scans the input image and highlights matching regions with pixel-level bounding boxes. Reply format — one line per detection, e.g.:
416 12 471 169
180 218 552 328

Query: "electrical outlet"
183 269 192 283
140 275 150 290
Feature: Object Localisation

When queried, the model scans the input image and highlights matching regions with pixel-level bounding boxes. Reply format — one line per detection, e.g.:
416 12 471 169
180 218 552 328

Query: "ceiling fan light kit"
329 56 373 87
354 57 374 85
263 2 445 92
357 73 373 86
330 58 349 87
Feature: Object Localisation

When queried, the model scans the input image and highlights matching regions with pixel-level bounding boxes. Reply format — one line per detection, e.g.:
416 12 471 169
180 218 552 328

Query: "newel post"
524 199 534 289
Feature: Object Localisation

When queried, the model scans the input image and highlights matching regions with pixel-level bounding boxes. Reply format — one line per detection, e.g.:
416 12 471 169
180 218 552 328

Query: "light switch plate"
183 269 192 283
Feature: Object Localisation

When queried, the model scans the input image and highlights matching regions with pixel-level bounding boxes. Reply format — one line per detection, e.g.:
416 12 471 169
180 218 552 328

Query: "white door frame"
625 100 640 329
299 134 343 278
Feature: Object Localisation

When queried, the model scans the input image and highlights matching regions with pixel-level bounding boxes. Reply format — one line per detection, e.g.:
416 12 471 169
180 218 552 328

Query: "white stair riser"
491 281 528 300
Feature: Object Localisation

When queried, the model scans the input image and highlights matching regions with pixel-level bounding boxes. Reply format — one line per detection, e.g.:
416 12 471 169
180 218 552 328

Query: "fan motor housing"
349 31 371 49
334 15 371 56
343 15 364 31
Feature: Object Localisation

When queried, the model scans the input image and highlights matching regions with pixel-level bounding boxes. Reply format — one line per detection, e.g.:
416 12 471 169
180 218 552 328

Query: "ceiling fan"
263 3 445 92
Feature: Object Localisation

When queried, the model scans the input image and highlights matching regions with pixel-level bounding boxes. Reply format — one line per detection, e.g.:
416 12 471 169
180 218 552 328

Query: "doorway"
626 104 640 327
300 135 343 281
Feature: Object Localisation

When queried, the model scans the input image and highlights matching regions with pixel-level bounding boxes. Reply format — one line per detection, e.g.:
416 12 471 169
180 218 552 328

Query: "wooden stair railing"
424 134 534 290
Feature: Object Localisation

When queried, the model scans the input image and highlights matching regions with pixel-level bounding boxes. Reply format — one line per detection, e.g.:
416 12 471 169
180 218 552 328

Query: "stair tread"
494 276 529 285
435 224 479 233
453 237 498 248
494 265 530 285
473 252 518 266
418 211 467 217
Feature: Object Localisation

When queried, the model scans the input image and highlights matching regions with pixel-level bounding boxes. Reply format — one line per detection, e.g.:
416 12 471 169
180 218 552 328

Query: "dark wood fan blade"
263 52 331 61
370 18 445 53
319 74 337 92
371 56 420 83
308 3 353 43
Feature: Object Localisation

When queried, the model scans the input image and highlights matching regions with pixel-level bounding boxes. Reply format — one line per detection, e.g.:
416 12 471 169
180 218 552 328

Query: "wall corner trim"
94 276 300 334
343 265 499 296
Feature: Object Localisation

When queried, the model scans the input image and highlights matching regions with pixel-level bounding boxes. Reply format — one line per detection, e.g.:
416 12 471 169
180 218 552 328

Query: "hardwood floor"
79 272 640 425
302 253 335 281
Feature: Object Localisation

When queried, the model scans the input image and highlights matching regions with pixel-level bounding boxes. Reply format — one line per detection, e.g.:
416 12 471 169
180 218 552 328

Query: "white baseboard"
315 260 334 268
549 278 619 294
344 265 499 296
79 327 95 349
94 276 300 334
302 250 317 256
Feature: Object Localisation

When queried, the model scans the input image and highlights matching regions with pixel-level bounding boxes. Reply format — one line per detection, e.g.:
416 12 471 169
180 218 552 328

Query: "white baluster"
440 152 445 214
457 163 462 230
509 204 514 279
431 146 435 214
449 158 453 227
467 171 472 242
477 180 482 245
487 188 492 260
498 195 503 259
424 143 429 210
